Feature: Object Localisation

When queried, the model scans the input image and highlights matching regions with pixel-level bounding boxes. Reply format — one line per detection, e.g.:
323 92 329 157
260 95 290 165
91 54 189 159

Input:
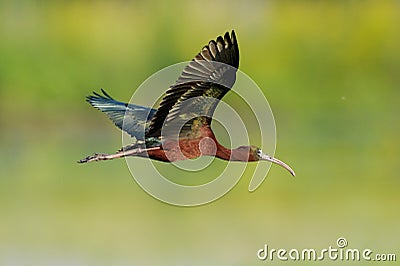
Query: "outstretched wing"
87 89 157 140
146 30 239 138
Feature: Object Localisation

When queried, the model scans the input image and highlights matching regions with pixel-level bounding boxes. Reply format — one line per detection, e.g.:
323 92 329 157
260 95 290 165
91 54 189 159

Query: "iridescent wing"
146 30 239 138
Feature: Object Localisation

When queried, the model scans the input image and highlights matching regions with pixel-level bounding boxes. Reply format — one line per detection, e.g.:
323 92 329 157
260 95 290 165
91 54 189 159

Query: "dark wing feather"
147 30 239 138
87 89 157 140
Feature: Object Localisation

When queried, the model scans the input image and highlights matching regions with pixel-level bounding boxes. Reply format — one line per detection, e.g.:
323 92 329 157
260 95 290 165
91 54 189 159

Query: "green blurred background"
1 1 399 265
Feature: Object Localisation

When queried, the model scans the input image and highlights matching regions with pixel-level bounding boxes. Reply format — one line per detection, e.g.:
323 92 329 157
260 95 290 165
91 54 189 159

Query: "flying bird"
79 30 295 176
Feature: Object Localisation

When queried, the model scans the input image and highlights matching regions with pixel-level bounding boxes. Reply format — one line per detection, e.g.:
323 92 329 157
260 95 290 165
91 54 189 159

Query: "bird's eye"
257 149 263 156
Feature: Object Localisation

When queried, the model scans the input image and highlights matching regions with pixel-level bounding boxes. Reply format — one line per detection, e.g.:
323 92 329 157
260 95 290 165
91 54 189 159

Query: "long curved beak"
260 153 296 176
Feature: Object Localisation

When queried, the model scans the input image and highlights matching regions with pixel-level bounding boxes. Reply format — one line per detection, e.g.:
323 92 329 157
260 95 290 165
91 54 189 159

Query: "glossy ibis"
79 30 295 176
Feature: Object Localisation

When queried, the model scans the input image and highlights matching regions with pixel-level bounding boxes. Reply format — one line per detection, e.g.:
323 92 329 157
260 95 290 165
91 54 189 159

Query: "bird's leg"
117 143 137 152
78 147 160 163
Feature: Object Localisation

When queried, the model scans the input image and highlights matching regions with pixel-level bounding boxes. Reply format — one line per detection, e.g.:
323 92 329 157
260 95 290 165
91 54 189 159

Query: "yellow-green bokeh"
0 1 399 265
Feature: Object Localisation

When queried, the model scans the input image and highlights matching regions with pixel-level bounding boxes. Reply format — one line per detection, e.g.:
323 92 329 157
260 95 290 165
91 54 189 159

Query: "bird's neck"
215 144 257 162
215 144 232 160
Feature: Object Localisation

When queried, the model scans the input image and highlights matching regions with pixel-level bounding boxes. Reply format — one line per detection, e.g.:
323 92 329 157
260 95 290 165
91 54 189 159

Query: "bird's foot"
78 153 109 163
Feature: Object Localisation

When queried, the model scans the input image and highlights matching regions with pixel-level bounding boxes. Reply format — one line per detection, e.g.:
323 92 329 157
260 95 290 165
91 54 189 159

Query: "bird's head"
230 146 295 176
252 146 296 176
